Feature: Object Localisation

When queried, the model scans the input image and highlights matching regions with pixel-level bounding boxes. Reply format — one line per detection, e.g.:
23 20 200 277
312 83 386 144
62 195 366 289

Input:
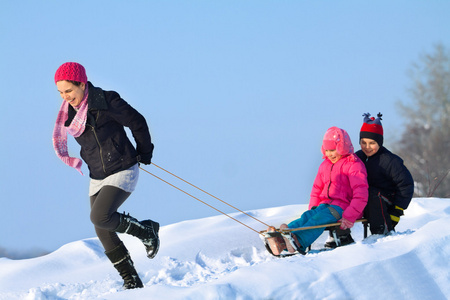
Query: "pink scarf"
52 88 89 175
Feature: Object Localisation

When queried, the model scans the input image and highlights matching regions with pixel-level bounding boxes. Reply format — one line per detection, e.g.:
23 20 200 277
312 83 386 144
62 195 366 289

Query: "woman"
52 62 158 289
266 127 368 255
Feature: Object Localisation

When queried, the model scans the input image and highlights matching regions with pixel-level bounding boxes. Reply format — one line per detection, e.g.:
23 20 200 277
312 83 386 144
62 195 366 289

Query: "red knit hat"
360 112 383 146
54 62 88 84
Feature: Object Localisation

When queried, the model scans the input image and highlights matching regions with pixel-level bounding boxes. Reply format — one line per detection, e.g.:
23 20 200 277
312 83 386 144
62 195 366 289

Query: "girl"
53 62 158 289
267 127 368 255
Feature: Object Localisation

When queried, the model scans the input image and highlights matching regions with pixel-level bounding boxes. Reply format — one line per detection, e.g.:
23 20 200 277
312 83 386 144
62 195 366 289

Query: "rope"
151 163 271 228
139 165 263 235
139 164 365 237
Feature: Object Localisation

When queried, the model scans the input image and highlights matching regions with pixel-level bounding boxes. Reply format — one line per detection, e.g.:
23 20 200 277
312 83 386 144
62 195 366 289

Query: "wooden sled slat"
260 219 368 234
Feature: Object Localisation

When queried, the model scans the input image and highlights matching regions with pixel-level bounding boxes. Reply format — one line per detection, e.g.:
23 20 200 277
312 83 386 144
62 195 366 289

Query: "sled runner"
261 219 368 257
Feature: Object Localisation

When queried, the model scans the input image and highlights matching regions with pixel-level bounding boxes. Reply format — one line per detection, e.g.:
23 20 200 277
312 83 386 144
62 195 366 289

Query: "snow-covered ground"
0 197 449 300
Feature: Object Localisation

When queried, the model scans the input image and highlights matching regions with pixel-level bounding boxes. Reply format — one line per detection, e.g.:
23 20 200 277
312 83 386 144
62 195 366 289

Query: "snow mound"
0 198 449 299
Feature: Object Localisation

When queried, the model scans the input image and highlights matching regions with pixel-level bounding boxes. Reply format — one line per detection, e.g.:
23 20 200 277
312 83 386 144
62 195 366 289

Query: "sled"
261 219 368 257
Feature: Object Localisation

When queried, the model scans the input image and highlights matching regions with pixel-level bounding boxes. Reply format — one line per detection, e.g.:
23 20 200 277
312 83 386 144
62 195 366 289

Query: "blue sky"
1 1 449 254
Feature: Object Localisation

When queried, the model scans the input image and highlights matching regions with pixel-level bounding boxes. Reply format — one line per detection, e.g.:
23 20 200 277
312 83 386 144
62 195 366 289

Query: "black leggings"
90 185 131 251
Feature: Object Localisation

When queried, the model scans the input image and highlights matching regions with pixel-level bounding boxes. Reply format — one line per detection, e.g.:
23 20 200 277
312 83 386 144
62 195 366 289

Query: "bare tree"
395 44 450 197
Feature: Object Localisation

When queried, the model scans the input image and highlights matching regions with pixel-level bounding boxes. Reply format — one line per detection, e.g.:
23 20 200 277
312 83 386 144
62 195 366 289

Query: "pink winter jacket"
309 154 369 223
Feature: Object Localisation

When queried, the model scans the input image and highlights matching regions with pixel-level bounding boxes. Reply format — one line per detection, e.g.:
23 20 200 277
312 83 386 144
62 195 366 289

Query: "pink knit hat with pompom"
321 126 354 157
54 62 87 84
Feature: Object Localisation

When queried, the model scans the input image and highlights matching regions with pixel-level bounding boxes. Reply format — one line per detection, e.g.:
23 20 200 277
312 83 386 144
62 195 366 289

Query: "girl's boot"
265 226 286 256
105 242 144 289
115 212 160 259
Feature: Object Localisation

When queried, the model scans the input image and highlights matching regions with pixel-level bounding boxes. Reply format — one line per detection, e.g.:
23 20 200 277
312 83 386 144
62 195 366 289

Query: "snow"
1 198 449 300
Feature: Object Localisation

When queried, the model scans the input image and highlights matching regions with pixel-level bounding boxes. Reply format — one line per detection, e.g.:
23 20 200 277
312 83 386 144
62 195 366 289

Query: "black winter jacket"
65 82 154 179
355 147 414 209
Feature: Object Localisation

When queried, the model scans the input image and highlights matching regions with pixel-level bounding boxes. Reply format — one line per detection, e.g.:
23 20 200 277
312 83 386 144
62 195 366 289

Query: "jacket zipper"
327 164 334 200
92 128 106 174
87 111 107 174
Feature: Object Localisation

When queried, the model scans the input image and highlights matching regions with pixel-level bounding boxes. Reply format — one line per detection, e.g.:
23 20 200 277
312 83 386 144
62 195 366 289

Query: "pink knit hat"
54 62 88 84
321 126 354 157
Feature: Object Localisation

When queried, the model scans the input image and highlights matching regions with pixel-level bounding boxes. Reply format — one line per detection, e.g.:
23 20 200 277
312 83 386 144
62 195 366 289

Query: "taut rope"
139 164 267 235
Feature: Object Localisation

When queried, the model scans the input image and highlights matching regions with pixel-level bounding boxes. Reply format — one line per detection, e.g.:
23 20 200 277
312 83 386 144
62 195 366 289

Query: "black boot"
115 213 160 259
324 228 355 249
105 242 144 289
370 224 389 235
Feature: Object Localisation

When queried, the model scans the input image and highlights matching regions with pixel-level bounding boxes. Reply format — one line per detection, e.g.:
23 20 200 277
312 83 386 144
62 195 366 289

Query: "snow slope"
0 197 449 300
